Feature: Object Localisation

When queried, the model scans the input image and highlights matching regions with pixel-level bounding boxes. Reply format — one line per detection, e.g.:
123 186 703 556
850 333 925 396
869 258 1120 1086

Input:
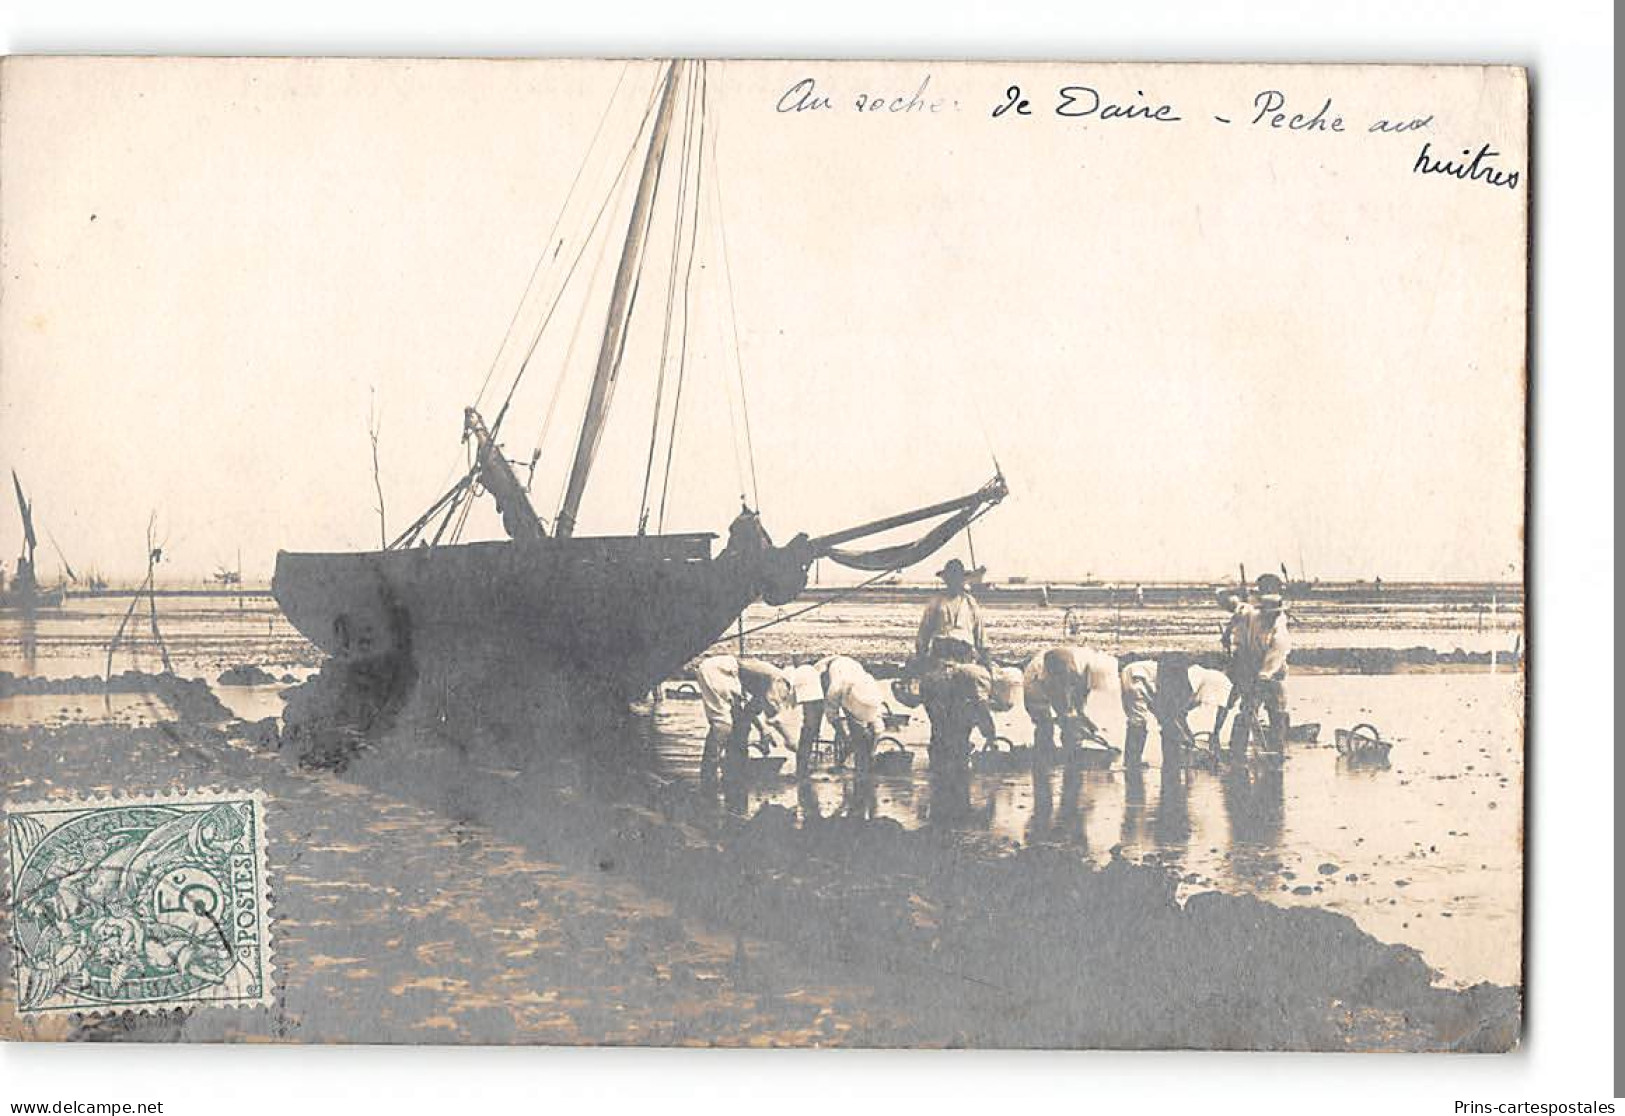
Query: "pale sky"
0 59 1526 583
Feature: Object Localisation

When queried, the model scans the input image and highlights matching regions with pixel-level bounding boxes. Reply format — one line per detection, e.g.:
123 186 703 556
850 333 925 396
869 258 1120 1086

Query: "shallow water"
643 672 1523 988
0 595 316 680
0 592 1521 681
1 594 1524 989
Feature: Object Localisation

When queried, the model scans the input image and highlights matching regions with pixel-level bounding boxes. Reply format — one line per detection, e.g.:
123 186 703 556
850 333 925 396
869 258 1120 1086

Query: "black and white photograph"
0 11 1611 1109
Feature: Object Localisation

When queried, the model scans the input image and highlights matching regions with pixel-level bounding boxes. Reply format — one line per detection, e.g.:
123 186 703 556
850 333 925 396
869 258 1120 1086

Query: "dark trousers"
849 723 876 774
1229 677 1288 756
796 699 824 779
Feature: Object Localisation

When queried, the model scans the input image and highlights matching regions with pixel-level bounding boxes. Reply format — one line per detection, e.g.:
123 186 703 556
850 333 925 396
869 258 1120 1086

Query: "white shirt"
916 591 985 657
1023 646 1119 716
821 655 887 734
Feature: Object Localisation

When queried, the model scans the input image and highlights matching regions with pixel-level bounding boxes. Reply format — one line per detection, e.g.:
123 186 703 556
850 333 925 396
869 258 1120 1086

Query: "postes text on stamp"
5 791 272 1016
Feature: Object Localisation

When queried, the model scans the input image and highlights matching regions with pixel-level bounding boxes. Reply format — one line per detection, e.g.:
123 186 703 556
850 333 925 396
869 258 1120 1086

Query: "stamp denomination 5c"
5 791 272 1016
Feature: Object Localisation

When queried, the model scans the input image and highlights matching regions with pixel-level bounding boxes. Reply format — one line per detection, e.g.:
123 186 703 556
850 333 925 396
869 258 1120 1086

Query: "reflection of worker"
820 655 887 774
1023 646 1120 755
915 558 995 768
1120 655 1232 766
1226 576 1291 757
694 655 795 776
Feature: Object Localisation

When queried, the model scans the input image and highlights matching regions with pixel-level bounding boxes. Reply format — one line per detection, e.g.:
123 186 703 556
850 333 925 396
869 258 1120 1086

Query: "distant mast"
11 470 37 583
556 60 685 539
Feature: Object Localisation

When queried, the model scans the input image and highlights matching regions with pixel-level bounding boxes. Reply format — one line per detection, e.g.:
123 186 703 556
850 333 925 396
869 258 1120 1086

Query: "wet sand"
0 594 1522 1048
1 715 907 1045
0 684 1517 1049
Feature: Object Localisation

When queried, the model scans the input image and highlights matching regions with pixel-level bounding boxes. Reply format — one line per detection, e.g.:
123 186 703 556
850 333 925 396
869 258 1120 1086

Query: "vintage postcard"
0 58 1526 1048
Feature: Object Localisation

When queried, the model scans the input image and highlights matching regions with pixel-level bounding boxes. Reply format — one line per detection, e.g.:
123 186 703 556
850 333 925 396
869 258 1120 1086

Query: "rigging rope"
434 443 476 546
638 64 701 533
490 69 665 441
657 64 711 533
708 88 762 512
530 195 622 501
711 500 1002 644
567 62 684 522
718 311 748 506
472 63 631 417
448 475 476 543
412 66 656 528
712 566 900 646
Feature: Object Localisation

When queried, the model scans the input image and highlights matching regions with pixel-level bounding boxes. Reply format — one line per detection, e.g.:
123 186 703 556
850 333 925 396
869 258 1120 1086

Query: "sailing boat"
272 61 1005 702
3 471 66 611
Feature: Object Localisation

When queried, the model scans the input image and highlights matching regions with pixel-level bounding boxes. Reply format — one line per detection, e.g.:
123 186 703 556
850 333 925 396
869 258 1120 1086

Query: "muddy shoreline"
0 670 1519 1049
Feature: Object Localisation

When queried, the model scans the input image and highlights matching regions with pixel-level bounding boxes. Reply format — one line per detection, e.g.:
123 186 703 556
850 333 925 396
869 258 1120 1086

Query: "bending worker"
1022 645 1121 757
787 658 827 780
694 655 796 776
819 655 888 775
1120 654 1233 767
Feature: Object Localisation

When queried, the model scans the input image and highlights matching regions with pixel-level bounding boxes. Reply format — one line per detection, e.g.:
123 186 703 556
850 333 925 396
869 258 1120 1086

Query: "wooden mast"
556 60 685 539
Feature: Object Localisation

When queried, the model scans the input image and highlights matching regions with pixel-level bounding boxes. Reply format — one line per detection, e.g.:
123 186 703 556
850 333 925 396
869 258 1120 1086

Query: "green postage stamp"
5 791 272 1016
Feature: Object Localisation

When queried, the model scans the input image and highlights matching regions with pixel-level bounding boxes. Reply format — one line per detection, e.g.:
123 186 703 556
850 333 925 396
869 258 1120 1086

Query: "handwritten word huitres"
1412 142 1522 191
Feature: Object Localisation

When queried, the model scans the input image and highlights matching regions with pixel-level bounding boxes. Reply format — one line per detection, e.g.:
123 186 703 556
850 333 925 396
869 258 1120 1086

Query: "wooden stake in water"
1489 592 1498 674
105 517 172 685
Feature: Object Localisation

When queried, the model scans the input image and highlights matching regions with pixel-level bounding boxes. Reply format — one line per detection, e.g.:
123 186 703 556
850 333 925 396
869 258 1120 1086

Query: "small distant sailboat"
214 549 243 588
273 61 1006 701
3 471 65 611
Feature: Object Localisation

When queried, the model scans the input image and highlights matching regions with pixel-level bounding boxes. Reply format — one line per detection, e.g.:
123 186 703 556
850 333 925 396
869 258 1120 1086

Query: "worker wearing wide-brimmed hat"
1227 574 1292 757
916 557 986 664
913 557 995 768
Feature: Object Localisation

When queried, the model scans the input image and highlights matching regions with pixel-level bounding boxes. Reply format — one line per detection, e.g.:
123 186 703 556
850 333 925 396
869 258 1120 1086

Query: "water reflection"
1218 763 1286 887
796 777 824 824
0 594 1528 991
923 768 974 829
1026 758 1088 851
1056 764 1086 848
1027 759 1053 844
307 669 1521 988
843 772 877 821
1120 766 1150 850
15 611 36 674
1153 763 1192 857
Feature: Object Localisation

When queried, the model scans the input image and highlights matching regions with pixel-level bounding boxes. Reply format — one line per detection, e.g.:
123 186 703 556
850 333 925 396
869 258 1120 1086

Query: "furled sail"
806 474 1008 573
819 505 984 573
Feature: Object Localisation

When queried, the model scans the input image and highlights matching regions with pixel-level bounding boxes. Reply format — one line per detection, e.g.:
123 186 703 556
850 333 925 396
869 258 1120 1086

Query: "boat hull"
0 586 64 611
273 534 766 702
